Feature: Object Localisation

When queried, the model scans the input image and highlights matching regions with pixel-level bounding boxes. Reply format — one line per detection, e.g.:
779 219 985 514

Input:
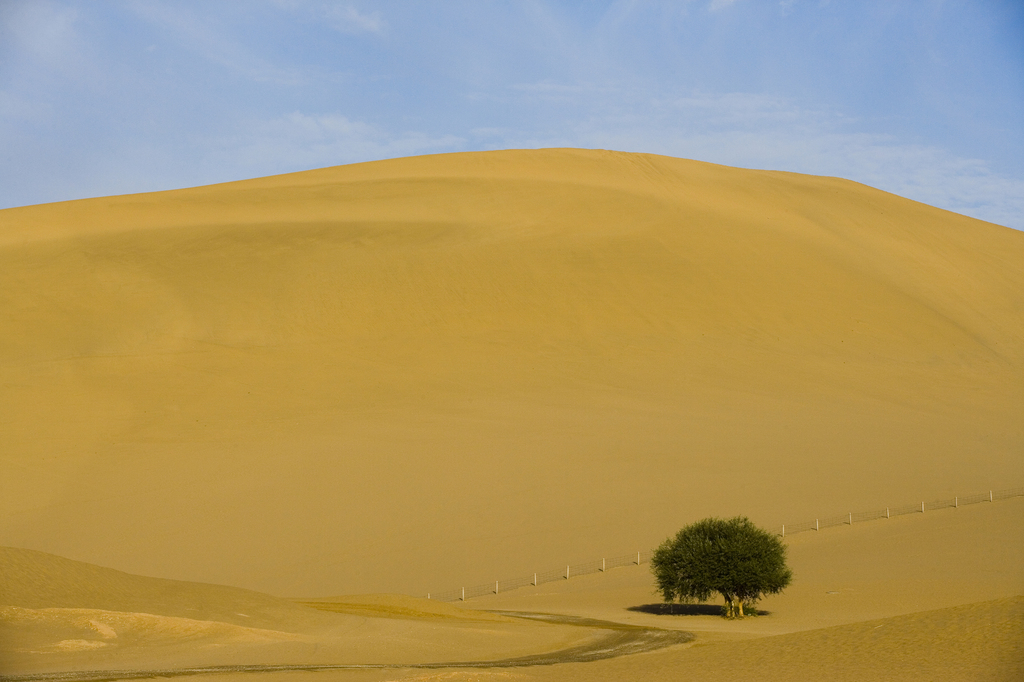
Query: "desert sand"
2 496 1021 680
1 148 1022 679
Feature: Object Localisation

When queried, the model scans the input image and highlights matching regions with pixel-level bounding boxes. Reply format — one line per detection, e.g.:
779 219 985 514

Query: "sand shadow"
628 603 769 617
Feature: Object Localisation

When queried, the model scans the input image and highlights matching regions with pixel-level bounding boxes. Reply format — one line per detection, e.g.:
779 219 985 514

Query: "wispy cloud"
266 1 385 35
325 4 385 35
127 1 308 85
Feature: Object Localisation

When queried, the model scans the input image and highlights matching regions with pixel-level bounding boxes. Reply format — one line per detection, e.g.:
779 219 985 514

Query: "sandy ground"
1 149 1022 678
465 494 1024 629
0 552 597 675
2 495 1020 679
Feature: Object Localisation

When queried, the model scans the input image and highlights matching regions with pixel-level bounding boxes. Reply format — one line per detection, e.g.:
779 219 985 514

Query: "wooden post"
782 525 785 537
921 501 925 512
461 587 465 601
602 558 606 572
495 581 499 594
637 551 641 565
815 519 819 531
990 490 993 502
848 512 852 525
566 565 570 580
886 507 889 519
955 496 958 509
533 573 537 586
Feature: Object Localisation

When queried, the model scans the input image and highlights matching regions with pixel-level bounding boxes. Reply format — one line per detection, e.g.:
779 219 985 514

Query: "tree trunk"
724 596 745 619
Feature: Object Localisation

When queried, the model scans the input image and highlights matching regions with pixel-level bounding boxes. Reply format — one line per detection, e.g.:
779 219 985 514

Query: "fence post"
782 525 785 537
990 490 993 502
637 551 641 565
461 587 465 601
886 507 889 519
566 565 570 580
955 496 958 509
848 512 852 525
495 581 499 594
427 594 430 599
921 501 925 512
602 558 605 572
533 573 537 586
815 519 819 531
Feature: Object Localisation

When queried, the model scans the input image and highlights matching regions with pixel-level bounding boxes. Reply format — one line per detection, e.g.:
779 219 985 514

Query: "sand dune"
1 148 1021 677
1 149 1020 599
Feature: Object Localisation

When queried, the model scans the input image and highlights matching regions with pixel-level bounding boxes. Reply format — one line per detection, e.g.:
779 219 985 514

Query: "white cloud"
266 1 385 34
326 4 384 35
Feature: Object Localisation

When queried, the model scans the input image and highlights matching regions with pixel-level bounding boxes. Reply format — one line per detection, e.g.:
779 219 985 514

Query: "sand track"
0 612 693 682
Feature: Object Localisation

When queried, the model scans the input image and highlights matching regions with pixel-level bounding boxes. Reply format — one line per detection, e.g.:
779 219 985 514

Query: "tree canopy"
650 516 792 618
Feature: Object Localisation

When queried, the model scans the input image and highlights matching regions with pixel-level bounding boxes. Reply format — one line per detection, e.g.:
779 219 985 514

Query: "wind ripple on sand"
0 605 305 654
0 612 693 681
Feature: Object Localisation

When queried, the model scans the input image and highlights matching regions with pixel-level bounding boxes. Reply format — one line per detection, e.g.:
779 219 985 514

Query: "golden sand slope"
1 149 1021 597
512 598 1024 682
0 547 593 675
3 495 1018 679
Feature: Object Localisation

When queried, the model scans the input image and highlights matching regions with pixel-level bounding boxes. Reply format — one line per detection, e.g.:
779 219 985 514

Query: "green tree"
651 516 792 618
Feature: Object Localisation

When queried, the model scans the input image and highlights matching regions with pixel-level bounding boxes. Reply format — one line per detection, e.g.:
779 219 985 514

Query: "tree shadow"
628 603 770 617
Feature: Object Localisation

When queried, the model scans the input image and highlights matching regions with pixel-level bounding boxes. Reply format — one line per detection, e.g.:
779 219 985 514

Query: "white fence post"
815 519 819 531
886 507 889 519
848 512 852 525
602 558 606 572
636 551 641 565
495 581 499 594
990 490 993 502
921 501 925 512
566 565 570 580
533 573 537 586
782 524 785 537
461 587 465 601
955 496 958 508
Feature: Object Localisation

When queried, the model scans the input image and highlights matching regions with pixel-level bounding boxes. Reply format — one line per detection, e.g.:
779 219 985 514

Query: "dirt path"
0 612 694 682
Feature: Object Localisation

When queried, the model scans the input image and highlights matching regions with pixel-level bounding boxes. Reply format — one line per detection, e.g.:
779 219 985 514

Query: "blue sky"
2 1 1022 228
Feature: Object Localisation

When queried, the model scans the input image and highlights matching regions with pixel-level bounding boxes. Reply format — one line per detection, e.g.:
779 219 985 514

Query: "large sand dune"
1 148 1021 605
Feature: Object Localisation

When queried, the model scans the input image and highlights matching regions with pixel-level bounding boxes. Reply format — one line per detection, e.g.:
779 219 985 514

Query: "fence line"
780 486 1024 538
426 486 1024 603
426 550 653 602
